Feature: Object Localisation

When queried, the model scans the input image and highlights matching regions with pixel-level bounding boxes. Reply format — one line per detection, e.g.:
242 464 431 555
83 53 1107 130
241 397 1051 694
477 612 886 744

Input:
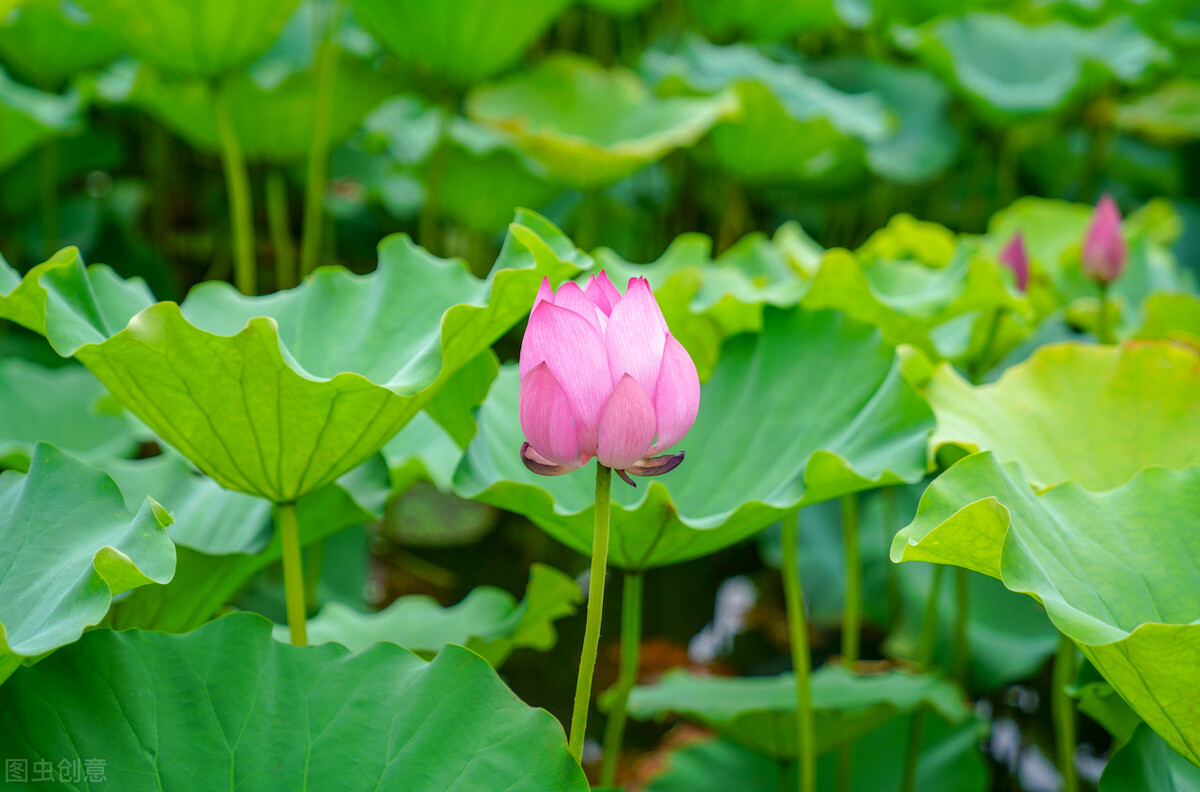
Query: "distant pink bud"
999 233 1029 292
518 271 699 485
1082 195 1127 285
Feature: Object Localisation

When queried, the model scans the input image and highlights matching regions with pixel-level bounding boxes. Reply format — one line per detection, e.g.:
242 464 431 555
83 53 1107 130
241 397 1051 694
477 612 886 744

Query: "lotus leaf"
78 0 301 78
0 218 581 502
626 664 969 759
0 443 174 682
892 452 1200 764
352 0 571 87
0 613 589 790
923 341 1200 489
295 563 582 666
468 54 739 188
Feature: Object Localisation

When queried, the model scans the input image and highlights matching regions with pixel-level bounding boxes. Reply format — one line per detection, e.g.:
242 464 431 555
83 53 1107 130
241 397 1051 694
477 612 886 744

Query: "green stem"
1054 634 1079 792
1096 283 1113 344
781 511 816 792
880 487 901 626
266 170 297 290
968 308 1003 384
952 567 970 687
213 80 257 295
41 138 58 256
568 463 612 762
900 565 946 792
299 0 344 278
599 572 643 786
276 502 306 646
838 494 860 792
841 494 861 663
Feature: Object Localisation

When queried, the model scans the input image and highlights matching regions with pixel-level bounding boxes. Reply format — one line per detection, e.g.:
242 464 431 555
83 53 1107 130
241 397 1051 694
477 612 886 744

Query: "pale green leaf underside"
892 452 1200 765
626 664 969 760
454 306 933 570
291 563 582 667
0 613 589 791
0 443 174 682
0 216 583 501
925 340 1200 490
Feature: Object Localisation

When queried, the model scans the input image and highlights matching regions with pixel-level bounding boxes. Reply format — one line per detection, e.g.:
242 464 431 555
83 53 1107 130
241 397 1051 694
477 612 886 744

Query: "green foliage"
0 444 174 682
298 563 581 666
0 613 589 790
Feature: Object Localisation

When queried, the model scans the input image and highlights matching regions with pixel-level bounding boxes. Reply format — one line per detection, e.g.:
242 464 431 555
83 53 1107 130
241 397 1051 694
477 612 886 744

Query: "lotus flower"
999 233 1029 292
518 272 700 487
1082 195 1127 285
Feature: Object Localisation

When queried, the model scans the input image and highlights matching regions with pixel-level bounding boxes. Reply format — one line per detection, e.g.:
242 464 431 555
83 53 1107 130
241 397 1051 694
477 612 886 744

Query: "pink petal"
604 277 666 393
550 280 604 334
532 277 555 310
650 334 700 453
584 271 622 315
596 374 657 470
1082 195 1126 285
521 442 584 476
999 233 1029 292
519 300 609 455
519 362 581 466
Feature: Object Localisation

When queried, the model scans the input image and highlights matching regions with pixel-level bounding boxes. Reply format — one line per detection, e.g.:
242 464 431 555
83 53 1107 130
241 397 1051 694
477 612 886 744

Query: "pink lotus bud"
1082 195 1127 285
518 271 700 486
999 233 1029 292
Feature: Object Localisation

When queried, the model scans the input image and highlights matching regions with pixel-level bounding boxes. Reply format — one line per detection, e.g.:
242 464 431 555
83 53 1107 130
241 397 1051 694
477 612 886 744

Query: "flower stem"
599 571 642 786
841 493 860 663
276 502 307 646
781 510 816 792
568 462 612 762
41 138 58 257
952 567 970 687
838 494 860 792
299 0 344 278
265 169 296 290
213 80 257 295
1054 634 1079 792
900 564 946 792
1096 283 1113 344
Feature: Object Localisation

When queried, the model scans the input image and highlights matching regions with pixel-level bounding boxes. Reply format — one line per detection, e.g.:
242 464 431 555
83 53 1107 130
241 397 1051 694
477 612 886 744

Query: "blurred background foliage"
1 0 1199 789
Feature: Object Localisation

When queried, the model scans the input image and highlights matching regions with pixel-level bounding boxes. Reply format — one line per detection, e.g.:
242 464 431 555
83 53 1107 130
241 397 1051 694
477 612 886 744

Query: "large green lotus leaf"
454 306 933 571
0 613 589 791
0 358 138 469
0 443 174 683
95 54 393 162
467 54 739 188
0 66 79 170
806 58 959 183
107 454 388 633
0 223 580 502
898 13 1170 122
924 341 1200 490
682 0 842 41
626 665 969 760
293 563 582 667
892 452 1200 764
644 716 987 792
1117 80 1200 144
1072 659 1141 744
592 226 807 380
351 0 570 87
0 0 121 90
1101 723 1200 791
77 0 301 78
802 240 1028 364
1135 292 1200 348
643 37 887 184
